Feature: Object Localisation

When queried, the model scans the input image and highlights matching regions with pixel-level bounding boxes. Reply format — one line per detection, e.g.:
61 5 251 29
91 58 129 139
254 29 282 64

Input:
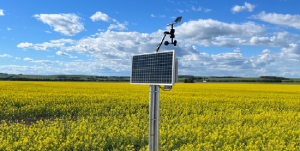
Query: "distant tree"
184 78 194 83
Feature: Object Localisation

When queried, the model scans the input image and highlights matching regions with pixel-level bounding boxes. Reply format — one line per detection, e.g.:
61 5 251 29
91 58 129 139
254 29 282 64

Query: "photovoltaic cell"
131 50 175 85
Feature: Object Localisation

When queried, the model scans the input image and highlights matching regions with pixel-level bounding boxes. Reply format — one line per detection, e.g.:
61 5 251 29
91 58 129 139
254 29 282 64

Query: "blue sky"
1 0 300 77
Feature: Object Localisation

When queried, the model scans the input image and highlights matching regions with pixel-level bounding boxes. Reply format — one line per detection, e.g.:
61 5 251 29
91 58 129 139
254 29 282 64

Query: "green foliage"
184 78 194 83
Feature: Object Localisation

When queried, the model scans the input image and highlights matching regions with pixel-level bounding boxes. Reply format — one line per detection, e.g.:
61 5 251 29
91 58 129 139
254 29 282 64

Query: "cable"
159 86 172 91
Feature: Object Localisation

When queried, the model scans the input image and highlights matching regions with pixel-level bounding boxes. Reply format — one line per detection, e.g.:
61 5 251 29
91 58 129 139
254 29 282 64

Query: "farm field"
1 82 300 150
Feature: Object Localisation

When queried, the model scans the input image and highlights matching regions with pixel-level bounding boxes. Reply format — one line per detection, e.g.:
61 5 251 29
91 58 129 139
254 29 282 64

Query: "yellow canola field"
1 81 300 150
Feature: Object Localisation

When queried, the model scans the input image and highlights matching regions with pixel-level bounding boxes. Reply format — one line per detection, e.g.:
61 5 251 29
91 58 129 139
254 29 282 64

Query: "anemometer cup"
164 41 169 46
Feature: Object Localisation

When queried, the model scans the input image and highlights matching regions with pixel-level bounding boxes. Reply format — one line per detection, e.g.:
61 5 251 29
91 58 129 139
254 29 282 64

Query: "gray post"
149 85 160 151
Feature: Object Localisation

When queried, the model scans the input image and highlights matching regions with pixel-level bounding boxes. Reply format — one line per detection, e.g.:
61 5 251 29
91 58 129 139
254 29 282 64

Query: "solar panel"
131 50 176 85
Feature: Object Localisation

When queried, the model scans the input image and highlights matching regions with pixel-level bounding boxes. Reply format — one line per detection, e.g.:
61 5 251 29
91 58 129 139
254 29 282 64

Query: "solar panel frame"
130 50 176 85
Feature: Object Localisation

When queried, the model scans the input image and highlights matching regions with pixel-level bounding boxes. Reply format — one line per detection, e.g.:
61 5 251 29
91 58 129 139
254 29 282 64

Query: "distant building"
203 81 206 82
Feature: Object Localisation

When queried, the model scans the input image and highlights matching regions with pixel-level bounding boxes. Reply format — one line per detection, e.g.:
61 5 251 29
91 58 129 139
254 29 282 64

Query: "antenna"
155 16 182 52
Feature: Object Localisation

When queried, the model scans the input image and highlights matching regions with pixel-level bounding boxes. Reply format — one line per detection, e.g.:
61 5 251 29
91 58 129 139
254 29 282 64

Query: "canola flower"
0 81 300 150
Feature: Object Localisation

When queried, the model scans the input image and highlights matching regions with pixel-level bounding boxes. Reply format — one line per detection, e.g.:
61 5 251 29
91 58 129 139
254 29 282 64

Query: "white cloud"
45 30 52 33
0 9 4 16
159 15 166 18
90 11 128 31
151 14 156 17
15 57 20 60
4 47 300 77
33 13 85 36
234 48 241 53
56 51 77 58
108 21 128 30
24 58 34 61
250 50 275 68
176 19 265 44
252 11 300 29
281 43 300 54
0 54 12 58
90 11 112 22
24 58 58 66
47 55 54 57
262 49 271 54
177 9 184 13
179 49 281 77
205 9 212 12
192 6 201 11
249 32 298 48
17 42 34 49
210 37 246 48
12 18 300 77
231 2 255 13
7 28 11 31
14 19 266 74
17 39 74 51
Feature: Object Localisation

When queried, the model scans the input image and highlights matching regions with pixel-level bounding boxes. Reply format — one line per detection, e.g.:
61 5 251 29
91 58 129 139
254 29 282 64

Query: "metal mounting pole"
155 34 167 52
149 85 160 151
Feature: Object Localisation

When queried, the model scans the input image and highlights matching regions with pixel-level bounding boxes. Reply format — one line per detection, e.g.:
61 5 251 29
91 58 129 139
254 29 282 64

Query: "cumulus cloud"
7 28 11 31
179 49 280 77
5 47 300 77
249 32 298 48
0 54 12 58
250 50 275 68
252 11 300 29
90 11 128 31
262 49 271 54
108 21 128 30
231 2 255 13
151 14 156 17
90 11 112 22
14 19 267 74
15 57 20 60
45 30 51 33
234 48 241 53
17 39 74 51
281 43 300 54
33 13 85 36
13 18 300 77
56 51 77 58
17 42 34 49
24 58 34 61
0 9 4 16
175 19 265 47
